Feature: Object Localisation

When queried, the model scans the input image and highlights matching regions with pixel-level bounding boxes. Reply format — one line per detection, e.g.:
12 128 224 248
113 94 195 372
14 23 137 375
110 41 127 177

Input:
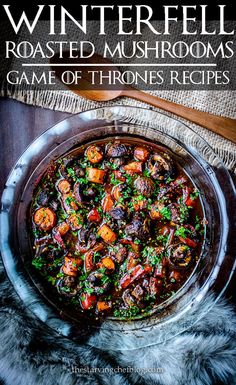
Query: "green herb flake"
179 205 189 223
84 287 94 295
143 169 151 177
114 306 141 318
32 256 44 269
190 190 199 200
67 167 76 179
110 173 120 186
160 207 172 221
156 234 169 245
166 177 174 184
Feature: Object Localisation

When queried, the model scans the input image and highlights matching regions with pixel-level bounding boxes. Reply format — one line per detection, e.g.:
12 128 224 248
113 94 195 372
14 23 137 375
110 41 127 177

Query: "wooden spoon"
51 53 236 143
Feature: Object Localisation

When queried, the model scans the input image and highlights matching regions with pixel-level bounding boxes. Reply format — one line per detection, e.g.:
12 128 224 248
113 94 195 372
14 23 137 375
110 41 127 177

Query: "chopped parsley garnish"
32 256 44 269
175 226 192 238
143 169 151 177
77 177 88 185
110 173 120 185
106 161 118 170
190 190 199 200
179 205 189 223
83 287 94 295
142 246 163 266
166 176 174 184
114 306 141 318
160 206 172 220
156 234 169 245
67 167 76 179
124 174 133 186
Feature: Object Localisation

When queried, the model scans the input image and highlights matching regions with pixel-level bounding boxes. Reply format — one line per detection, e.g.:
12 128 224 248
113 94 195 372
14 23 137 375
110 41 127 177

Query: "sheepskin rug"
0 259 236 385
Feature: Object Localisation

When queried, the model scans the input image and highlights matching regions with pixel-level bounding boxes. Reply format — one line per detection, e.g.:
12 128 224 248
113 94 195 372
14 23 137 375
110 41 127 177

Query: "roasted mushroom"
158 177 187 201
134 176 155 197
109 246 127 263
87 271 112 294
132 285 144 301
78 228 90 243
167 203 189 224
110 157 125 168
167 244 193 269
110 206 126 220
123 287 145 308
125 216 150 240
122 289 135 307
58 158 74 179
77 227 96 249
74 166 85 177
37 190 50 206
148 153 174 180
56 275 79 297
73 182 83 202
106 142 128 158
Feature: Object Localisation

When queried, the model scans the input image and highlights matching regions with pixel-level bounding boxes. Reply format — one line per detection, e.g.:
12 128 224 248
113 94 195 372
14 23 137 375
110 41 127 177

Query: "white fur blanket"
0 259 235 385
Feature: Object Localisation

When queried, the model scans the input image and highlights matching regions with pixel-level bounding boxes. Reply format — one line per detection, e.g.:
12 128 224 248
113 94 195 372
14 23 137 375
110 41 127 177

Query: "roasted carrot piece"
57 222 70 236
88 208 101 223
57 179 71 194
119 274 131 289
97 301 112 312
101 257 115 270
87 167 106 184
33 207 56 231
134 147 149 161
132 197 147 211
127 255 138 270
93 243 105 252
84 250 95 272
86 145 103 164
97 224 117 243
83 243 105 272
102 194 114 212
123 162 142 174
112 184 123 201
120 239 141 253
113 170 126 182
150 202 165 220
179 237 197 248
81 293 97 310
62 256 82 276
67 213 83 230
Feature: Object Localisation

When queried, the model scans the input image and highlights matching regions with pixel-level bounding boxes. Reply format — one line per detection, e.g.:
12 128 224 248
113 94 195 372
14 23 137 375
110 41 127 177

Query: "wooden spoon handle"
121 88 236 144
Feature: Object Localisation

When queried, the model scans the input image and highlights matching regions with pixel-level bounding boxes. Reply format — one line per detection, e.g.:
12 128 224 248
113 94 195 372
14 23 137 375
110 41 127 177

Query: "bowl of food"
0 106 235 346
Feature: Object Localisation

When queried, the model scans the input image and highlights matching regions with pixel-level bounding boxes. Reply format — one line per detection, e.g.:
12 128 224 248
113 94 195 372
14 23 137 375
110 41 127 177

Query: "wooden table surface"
0 97 235 307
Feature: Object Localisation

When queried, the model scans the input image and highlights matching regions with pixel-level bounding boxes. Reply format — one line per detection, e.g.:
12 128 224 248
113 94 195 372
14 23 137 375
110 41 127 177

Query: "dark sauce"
30 139 205 320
